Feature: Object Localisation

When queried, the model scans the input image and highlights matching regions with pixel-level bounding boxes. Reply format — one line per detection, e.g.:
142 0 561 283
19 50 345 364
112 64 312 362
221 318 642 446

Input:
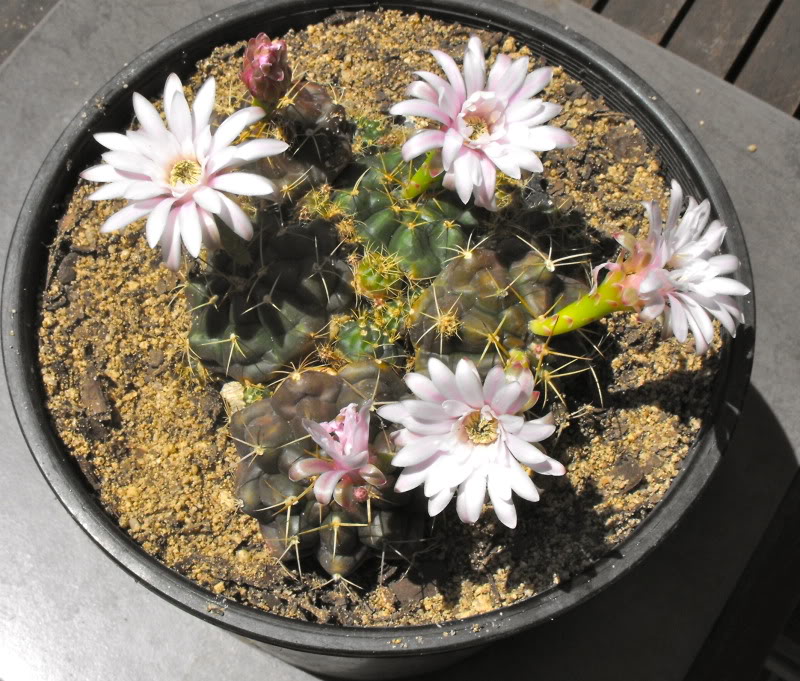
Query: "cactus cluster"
230 361 427 577
184 45 603 578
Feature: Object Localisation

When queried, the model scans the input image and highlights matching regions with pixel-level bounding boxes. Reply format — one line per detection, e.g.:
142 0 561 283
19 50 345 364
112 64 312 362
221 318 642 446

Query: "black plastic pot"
2 0 755 679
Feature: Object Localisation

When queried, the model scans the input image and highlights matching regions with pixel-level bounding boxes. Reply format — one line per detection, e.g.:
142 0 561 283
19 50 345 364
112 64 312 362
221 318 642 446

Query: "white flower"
80 73 288 269
377 358 565 528
599 180 749 354
390 36 575 210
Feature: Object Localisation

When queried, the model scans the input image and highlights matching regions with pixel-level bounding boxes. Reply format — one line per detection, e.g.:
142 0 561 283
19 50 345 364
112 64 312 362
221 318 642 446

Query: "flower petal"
456 472 486 524
99 198 160 233
390 99 451 126
145 197 176 248
393 435 443 467
401 129 446 161
210 172 276 196
455 358 484 408
404 372 445 403
211 106 265 153
192 76 216 138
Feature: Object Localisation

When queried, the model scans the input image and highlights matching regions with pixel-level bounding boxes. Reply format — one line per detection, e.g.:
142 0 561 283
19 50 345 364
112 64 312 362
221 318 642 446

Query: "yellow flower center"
463 411 499 444
169 159 202 186
464 116 490 141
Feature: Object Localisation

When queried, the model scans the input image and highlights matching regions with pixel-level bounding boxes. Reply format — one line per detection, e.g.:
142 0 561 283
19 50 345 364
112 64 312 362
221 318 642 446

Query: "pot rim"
2 0 755 659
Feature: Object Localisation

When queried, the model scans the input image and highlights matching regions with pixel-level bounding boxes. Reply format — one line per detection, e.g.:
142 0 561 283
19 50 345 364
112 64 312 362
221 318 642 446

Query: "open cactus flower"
378 358 564 528
80 73 288 269
529 180 750 353
390 35 576 208
64 23 752 589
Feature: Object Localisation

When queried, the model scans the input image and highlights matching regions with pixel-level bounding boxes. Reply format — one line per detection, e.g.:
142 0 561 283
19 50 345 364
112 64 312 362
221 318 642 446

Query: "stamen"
463 411 499 444
169 159 202 186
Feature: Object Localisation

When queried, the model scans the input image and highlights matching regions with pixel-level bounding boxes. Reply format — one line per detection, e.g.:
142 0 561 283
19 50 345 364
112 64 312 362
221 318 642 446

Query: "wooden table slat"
733 0 800 115
663 0 774 78
599 0 688 43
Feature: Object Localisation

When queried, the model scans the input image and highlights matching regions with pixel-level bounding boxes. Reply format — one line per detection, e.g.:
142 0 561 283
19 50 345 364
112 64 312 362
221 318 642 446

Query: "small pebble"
747 144 757 152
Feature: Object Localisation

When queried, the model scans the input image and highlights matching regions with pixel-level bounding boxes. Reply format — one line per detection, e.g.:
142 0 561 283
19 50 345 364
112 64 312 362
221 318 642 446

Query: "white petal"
162 73 183 120
705 277 750 296
159 204 182 271
527 126 577 151
455 358 484 408
431 49 466 101
508 463 540 501
167 90 193 149
427 488 455 516
401 129 446 161
404 372 445 403
487 54 512 91
212 106 266 153
390 99 450 126
489 493 517 529
145 197 176 248
490 383 521 415
179 202 203 258
193 186 223 214
99 198 160 233
216 193 254 240
210 172 276 196
667 294 689 342
427 358 461 400
394 458 438 493
198 208 221 251
527 102 563 126
453 151 477 204
441 399 471 418
406 80 438 102
88 181 133 201
511 67 553 102
456 472 486 524
192 76 216 138
495 57 529 100
124 182 167 201
441 128 464 171
506 434 550 466
81 164 124 183
377 403 408 424
132 92 167 140
516 419 556 442
93 132 137 152
463 36 486 96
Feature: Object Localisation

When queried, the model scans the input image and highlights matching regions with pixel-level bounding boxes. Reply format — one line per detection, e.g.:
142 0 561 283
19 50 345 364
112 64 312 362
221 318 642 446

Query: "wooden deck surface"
574 0 800 117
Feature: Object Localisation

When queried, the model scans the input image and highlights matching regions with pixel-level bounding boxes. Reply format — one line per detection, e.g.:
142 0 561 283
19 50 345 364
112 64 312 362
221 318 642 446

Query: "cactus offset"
332 151 478 279
230 361 426 577
186 216 355 383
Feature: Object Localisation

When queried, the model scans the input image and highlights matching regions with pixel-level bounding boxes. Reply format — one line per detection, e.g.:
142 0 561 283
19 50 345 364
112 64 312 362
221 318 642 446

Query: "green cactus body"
230 361 426 577
335 316 405 367
333 152 477 279
187 218 355 383
409 246 588 377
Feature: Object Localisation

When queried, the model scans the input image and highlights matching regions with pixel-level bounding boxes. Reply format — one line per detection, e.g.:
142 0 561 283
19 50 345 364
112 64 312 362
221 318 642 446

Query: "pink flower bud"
241 33 292 106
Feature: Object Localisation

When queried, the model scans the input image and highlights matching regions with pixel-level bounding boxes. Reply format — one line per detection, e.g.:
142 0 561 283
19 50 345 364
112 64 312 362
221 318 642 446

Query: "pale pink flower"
80 73 288 270
390 36 576 210
289 403 386 506
377 358 564 529
241 33 292 106
596 180 749 354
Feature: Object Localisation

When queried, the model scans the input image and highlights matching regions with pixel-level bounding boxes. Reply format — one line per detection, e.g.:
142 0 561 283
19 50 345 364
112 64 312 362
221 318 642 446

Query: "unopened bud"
241 33 292 107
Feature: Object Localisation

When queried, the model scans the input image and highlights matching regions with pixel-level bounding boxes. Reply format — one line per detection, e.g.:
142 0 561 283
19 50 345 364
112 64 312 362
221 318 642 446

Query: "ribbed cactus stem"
401 151 441 200
529 270 628 336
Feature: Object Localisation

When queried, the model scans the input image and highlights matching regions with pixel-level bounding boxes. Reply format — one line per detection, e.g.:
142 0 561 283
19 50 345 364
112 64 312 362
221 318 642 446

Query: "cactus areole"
5 0 754 678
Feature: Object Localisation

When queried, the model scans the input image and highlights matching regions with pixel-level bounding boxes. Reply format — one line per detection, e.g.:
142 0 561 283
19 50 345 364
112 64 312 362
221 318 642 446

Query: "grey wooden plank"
0 1 799 681
599 0 688 43
734 0 800 115
666 0 773 78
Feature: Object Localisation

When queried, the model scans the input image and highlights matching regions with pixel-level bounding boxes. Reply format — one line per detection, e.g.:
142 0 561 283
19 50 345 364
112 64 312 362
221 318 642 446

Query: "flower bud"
240 33 292 106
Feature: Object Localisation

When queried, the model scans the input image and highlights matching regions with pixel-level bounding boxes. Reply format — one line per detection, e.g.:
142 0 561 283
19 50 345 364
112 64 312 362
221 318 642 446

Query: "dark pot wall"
1 0 754 678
